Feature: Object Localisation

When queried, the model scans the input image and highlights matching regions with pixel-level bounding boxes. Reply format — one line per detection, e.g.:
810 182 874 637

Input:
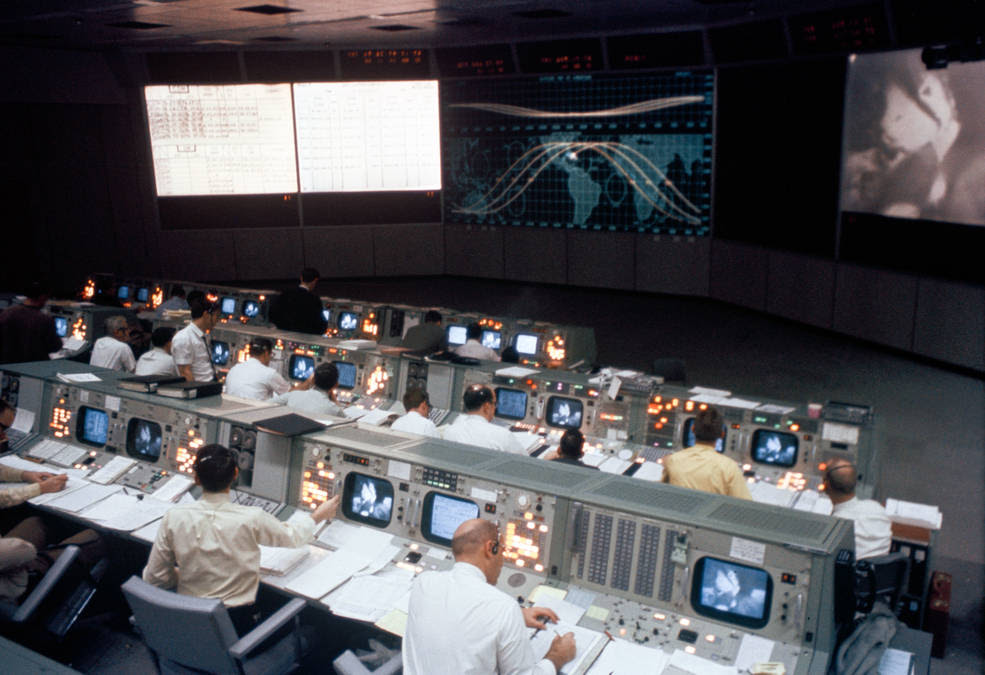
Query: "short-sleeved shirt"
224 358 290 401
170 322 214 382
271 389 341 417
135 348 179 377
442 414 526 455
390 411 438 438
662 443 752 500
89 336 136 372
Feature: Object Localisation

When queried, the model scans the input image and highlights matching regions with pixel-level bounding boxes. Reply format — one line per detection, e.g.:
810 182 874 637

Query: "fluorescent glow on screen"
447 325 467 346
841 49 985 226
145 84 298 197
293 81 442 192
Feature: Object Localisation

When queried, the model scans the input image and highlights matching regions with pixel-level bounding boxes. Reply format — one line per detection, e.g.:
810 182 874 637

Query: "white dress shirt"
390 410 438 437
142 491 315 607
170 322 214 382
135 347 179 377
442 414 526 454
404 562 555 675
454 339 501 362
89 336 136 372
272 389 341 417
224 357 291 401
832 497 894 560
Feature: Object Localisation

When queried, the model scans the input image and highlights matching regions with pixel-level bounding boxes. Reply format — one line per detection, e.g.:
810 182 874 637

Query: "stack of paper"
287 523 398 599
632 461 664 482
530 622 607 675
885 499 942 529
586 639 669 674
598 457 631 474
324 566 414 622
88 456 137 484
45 483 122 513
260 546 310 576
748 481 798 508
81 493 171 531
148 474 194 503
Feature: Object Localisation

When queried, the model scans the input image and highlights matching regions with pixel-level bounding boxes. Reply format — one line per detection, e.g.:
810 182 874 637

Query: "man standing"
442 385 526 454
404 518 575 675
0 282 62 364
661 406 751 499
268 268 327 335
824 458 893 559
89 316 137 373
171 298 219 382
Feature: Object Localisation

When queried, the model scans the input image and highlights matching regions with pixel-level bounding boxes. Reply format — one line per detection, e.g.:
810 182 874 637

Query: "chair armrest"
228 597 306 661
11 545 81 624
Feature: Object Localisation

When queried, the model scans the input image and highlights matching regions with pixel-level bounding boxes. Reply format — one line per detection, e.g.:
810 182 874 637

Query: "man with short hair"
143 444 340 633
135 327 179 377
401 310 446 354
442 385 526 454
171 298 220 382
391 388 438 437
273 362 342 417
404 518 576 675
89 315 137 372
156 286 189 315
454 323 501 361
268 268 327 335
662 405 751 499
223 338 291 401
824 458 893 560
551 429 597 469
0 281 62 364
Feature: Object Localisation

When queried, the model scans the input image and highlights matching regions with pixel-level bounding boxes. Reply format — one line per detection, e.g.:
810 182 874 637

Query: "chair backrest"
121 576 241 674
0 545 81 625
855 551 910 614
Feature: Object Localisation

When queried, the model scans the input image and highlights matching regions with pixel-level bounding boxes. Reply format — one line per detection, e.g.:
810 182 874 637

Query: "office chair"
122 576 312 675
651 358 686 384
855 551 910 616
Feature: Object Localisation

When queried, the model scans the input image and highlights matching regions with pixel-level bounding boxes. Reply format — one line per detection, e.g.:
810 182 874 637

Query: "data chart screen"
145 84 298 196
293 81 441 192
441 72 714 235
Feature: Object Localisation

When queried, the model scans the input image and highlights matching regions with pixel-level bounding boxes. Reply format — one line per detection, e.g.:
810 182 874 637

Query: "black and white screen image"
334 361 357 389
220 297 236 315
117 286 130 300
243 301 260 318
841 49 985 226
447 325 467 346
54 316 68 338
546 396 583 429
344 473 394 527
322 309 332 323
481 330 501 350
127 418 163 461
338 312 358 331
78 407 109 446
211 341 230 366
290 355 315 381
137 287 150 303
423 493 479 545
694 557 771 628
514 334 538 356
751 430 798 467
495 388 528 421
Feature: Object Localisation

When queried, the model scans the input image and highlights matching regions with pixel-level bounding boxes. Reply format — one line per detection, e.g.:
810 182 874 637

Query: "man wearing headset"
404 518 576 674
441 385 526 455
823 458 893 559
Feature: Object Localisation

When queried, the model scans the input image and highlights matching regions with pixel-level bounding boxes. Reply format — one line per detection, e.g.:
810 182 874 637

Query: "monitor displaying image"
76 406 109 447
322 308 332 323
682 417 725 453
210 340 230 366
334 361 357 389
446 325 467 346
117 285 130 300
338 312 358 331
243 300 260 318
481 329 501 350
342 472 394 528
545 396 583 430
126 418 163 462
136 287 150 303
514 333 539 356
751 429 798 468
421 492 479 546
495 388 528 421
692 556 772 629
53 316 68 338
290 354 315 381
220 297 237 315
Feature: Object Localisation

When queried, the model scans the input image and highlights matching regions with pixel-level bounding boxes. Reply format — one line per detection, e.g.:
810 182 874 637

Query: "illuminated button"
653 613 666 621
684 646 696 654
679 618 690 626
316 462 325 469
524 512 533 520
534 564 544 572
619 628 627 636
539 524 549 533
705 634 716 643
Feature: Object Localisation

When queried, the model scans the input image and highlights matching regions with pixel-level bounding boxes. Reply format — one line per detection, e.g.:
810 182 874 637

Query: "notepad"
260 546 310 576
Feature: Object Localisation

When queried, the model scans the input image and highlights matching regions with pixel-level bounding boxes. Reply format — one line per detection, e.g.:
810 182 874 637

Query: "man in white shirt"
135 327 179 377
224 338 292 401
272 362 342 417
390 388 438 437
89 315 136 372
143 443 340 634
442 385 526 454
824 458 893 560
454 323 501 362
404 518 575 675
171 298 220 382
155 285 188 316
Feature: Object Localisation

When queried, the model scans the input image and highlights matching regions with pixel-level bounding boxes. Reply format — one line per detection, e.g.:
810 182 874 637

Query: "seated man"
442 385 526 455
143 444 340 633
390 388 438 438
156 286 189 316
661 405 751 499
453 323 501 362
824 458 893 560
404 518 575 675
273 363 342 417
551 429 597 469
224 338 291 401
1 402 69 506
89 315 136 373
135 327 179 377
401 311 446 355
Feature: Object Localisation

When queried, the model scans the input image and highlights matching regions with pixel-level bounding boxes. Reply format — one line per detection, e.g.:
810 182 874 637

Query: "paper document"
690 386 732 397
755 403 796 415
598 457 631 474
885 499 942 529
375 609 408 637
690 393 726 405
148 474 194 502
821 422 860 445
530 622 607 675
357 409 396 426
586 639 669 674
260 546 310 576
88 456 137 484
62 337 85 351
666 649 738 675
46 483 122 513
56 372 101 383
284 548 376 599
633 461 664 482
337 340 377 350
877 647 914 675
27 439 66 461
81 493 171 531
495 366 540 377
324 567 414 622
317 520 363 549
528 594 586 626
28 476 89 506
50 444 88 467
719 397 761 410
748 481 797 508
12 408 35 433
132 519 163 544
580 453 608 468
734 634 776 672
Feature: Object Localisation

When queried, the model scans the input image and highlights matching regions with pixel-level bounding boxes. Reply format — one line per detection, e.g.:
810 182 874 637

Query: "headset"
821 460 856 492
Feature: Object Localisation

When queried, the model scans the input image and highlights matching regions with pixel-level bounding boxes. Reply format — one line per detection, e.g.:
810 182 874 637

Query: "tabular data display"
145 84 298 196
293 81 442 192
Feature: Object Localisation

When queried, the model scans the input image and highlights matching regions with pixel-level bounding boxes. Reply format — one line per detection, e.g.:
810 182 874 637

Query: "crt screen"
334 361 357 389
78 407 109 446
322 309 332 323
211 341 230 366
423 492 479 545
514 334 538 355
481 330 501 350
693 556 772 628
54 316 68 338
495 388 528 421
243 301 260 318
683 418 725 453
117 285 130 300
136 287 150 303
127 418 163 461
290 355 315 381
446 325 467 346
546 396 583 429
338 312 358 331
344 472 394 527
751 429 798 468
220 297 237 315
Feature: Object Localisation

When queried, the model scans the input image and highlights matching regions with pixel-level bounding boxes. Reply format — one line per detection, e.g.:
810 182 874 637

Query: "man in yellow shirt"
662 406 751 499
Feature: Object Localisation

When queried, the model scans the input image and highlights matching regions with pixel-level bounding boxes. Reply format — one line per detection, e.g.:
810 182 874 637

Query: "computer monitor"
692 556 773 629
751 429 798 468
514 333 539 356
338 312 358 331
210 340 230 366
481 329 501 350
53 316 68 338
117 285 130 300
682 417 725 453
126 418 163 462
545 396 583 430
495 388 528 421
446 325 467 346
342 472 394 528
334 361 357 389
76 406 109 447
322 308 332 323
421 492 479 546
289 354 315 381
242 300 260 318
220 297 237 315
136 287 150 303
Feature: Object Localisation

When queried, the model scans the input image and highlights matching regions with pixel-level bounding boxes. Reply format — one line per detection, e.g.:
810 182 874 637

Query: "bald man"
824 458 892 559
404 518 576 674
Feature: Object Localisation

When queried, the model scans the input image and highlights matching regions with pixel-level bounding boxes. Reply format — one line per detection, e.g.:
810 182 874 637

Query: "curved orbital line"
586 142 701 217
457 142 576 213
448 95 705 119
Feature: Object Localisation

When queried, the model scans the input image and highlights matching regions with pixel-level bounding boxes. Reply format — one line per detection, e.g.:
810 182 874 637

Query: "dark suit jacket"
268 288 327 335
401 322 447 354
0 305 62 364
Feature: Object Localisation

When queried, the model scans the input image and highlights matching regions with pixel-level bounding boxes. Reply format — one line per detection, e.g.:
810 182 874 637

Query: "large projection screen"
841 49 985 227
145 84 298 196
